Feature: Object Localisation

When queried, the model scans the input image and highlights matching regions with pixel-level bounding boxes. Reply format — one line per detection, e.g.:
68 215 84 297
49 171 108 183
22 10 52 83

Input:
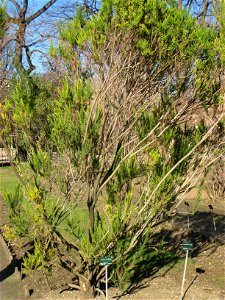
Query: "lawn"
0 166 19 195
0 165 88 238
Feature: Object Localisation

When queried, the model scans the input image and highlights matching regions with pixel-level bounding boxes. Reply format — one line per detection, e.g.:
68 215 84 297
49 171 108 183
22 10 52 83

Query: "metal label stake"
105 265 108 300
180 242 193 300
100 256 112 300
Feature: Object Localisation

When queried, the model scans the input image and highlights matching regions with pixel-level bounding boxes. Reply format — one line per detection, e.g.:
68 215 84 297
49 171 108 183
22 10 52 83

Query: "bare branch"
22 0 28 16
24 44 36 72
26 0 57 24
10 0 22 12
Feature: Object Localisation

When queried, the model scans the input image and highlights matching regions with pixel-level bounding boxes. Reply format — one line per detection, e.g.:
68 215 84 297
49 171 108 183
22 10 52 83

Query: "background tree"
1 0 224 297
0 0 99 76
3 0 58 75
0 2 10 101
0 2 7 38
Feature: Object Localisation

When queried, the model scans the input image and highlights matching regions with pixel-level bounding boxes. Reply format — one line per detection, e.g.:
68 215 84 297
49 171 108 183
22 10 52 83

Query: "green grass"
58 206 89 241
0 165 89 238
0 166 19 195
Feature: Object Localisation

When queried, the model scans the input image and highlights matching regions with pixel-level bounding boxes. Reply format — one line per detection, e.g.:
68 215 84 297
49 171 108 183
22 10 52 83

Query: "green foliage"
137 110 159 139
0 2 7 39
56 0 220 109
114 0 219 106
7 75 54 152
214 0 225 65
111 231 178 290
29 146 52 177
3 185 29 236
49 77 102 171
106 156 138 205
22 239 55 275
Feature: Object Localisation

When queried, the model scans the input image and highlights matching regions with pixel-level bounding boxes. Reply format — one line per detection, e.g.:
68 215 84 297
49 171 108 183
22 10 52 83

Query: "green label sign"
99 256 112 266
181 242 193 250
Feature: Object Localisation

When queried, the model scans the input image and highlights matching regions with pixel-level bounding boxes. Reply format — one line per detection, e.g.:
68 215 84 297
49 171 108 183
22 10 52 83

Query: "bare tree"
178 0 213 21
1 0 58 75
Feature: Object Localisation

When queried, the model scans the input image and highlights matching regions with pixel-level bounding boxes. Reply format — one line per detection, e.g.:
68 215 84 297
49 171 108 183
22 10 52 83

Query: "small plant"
22 239 55 275
3 184 29 236
111 233 178 291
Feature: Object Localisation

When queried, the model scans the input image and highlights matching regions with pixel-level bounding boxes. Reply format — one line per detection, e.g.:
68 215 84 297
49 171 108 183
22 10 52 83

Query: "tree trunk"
87 184 96 242
78 263 99 298
88 201 95 241
177 0 182 9
14 22 26 75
